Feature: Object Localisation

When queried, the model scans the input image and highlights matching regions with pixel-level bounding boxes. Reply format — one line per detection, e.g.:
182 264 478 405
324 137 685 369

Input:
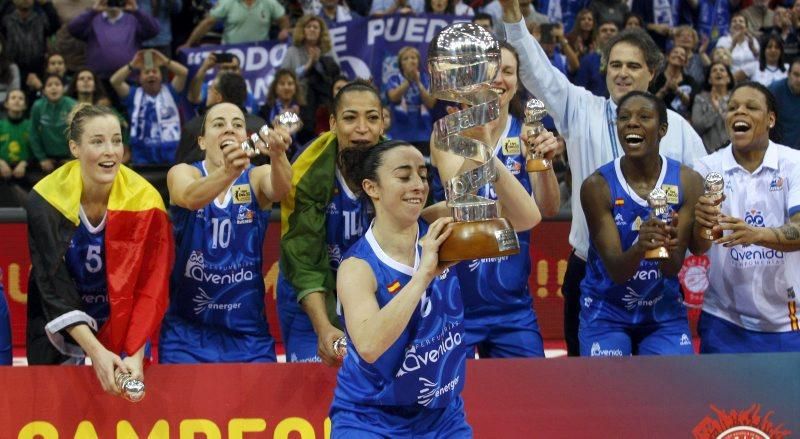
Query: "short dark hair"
214 72 248 107
472 12 493 27
617 90 668 126
703 62 734 91
601 28 664 75
332 78 381 116
730 81 778 121
337 139 414 198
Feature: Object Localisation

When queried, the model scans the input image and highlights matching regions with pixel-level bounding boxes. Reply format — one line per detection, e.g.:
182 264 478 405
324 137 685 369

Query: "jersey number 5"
85 245 103 273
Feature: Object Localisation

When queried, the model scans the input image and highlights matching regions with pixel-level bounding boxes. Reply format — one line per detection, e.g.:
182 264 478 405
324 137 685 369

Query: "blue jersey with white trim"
431 116 533 318
65 210 109 327
332 220 466 408
581 156 687 325
167 162 271 335
325 169 370 271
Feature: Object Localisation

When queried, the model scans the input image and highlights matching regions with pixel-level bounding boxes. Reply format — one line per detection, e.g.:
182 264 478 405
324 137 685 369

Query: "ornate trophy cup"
240 125 270 156
240 113 302 157
644 187 672 260
428 23 520 262
700 172 724 240
333 336 348 359
523 98 552 172
115 370 145 402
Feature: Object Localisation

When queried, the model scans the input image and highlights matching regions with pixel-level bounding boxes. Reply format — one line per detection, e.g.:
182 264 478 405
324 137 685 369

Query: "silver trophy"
428 22 519 262
332 336 347 359
276 111 303 136
524 98 552 172
644 187 672 260
240 125 270 156
115 370 145 402
700 172 724 240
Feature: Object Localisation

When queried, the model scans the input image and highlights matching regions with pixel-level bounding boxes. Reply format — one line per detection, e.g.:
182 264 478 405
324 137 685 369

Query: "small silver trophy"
276 111 303 136
644 187 672 260
428 22 519 262
240 125 270 156
523 98 551 172
332 336 347 359
115 370 145 402
700 172 724 240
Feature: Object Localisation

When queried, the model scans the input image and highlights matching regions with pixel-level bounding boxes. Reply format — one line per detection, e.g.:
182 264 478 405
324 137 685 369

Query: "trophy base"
439 218 520 262
700 227 722 241
644 247 669 260
526 158 552 173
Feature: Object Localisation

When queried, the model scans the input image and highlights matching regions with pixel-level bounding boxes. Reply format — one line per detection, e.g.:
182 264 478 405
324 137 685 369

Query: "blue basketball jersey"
431 116 533 319
332 220 466 409
65 208 110 327
167 162 271 336
581 156 687 325
325 169 371 271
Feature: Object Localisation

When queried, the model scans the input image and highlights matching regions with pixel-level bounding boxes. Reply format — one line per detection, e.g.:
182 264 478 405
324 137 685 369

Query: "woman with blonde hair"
281 15 341 134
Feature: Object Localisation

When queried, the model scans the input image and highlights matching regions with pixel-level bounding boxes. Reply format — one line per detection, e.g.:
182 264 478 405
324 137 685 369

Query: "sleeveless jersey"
431 116 533 319
332 221 466 408
581 156 687 325
325 169 371 271
167 162 271 335
65 207 110 327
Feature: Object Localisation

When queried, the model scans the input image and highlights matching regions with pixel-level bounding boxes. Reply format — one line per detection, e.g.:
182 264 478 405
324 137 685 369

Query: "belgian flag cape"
279 131 340 324
26 161 173 361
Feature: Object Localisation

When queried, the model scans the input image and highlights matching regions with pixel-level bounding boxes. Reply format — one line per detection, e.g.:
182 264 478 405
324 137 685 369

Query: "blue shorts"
464 309 544 358
0 287 11 366
330 397 472 438
277 273 321 363
158 314 276 364
579 317 694 357
698 311 800 353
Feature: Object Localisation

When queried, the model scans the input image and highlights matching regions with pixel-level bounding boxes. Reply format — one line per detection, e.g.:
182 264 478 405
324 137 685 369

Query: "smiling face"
616 94 667 159
399 50 420 76
139 67 163 95
578 11 594 31
730 15 747 33
70 115 124 187
726 86 775 151
667 46 687 68
606 42 655 103
199 103 247 166
491 47 519 111
330 90 383 149
364 145 429 224
707 62 732 89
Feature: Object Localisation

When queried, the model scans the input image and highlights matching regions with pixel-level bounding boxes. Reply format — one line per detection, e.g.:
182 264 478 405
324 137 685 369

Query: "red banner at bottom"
2 353 798 438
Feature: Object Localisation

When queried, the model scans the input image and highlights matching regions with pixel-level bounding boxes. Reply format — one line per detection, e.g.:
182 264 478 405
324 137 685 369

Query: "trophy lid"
647 187 668 208
704 172 724 193
276 111 302 135
427 23 500 101
524 98 547 124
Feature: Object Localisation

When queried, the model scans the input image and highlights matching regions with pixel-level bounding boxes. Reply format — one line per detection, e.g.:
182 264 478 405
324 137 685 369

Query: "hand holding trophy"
115 369 145 402
698 172 724 240
428 23 520 262
523 98 552 172
644 187 672 260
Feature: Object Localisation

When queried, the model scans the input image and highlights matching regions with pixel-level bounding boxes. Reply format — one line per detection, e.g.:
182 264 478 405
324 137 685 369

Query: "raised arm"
248 126 293 206
167 144 249 210
187 53 217 105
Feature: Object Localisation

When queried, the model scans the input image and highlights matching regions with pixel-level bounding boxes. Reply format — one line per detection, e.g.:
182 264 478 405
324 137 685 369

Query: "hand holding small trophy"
332 336 348 359
699 172 724 240
115 369 145 402
523 98 552 173
276 111 303 135
240 125 270 157
644 187 672 260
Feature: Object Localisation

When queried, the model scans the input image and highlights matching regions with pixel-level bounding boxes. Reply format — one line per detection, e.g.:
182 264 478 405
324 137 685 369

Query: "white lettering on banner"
330 26 347 53
367 17 462 45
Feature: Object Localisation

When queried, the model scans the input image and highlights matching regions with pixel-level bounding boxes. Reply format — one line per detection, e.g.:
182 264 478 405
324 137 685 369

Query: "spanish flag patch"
387 280 401 294
615 198 625 206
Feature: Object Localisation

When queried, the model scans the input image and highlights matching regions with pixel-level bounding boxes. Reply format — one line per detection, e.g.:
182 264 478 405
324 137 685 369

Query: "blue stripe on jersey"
430 116 533 319
167 162 271 336
65 214 109 327
581 156 686 325
332 220 466 409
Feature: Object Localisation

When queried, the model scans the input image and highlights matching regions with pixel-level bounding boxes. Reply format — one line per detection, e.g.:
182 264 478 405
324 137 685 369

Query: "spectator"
383 46 436 154
27 53 71 95
159 102 292 364
573 19 619 98
259 68 305 157
187 53 257 115
740 0 774 35
565 9 596 62
425 0 454 14
715 13 761 82
691 62 734 153
30 75 76 172
0 90 31 203
25 104 171 394
712 46 734 68
49 0 93 72
772 7 799 64
472 11 493 33
498 0 706 358
281 15 341 141
623 12 644 29
68 0 160 80
381 104 391 138
318 0 361 27
453 0 473 15
769 58 800 148
177 71 266 164
673 25 711 87
692 81 800 353
110 49 188 164
588 0 628 30
697 0 732 45
67 68 130 148
752 34 789 87
139 0 181 57
0 36 21 113
631 0 678 50
180 0 291 47
484 0 548 40
0 0 59 90
651 45 700 118
369 0 423 16
529 21 569 75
